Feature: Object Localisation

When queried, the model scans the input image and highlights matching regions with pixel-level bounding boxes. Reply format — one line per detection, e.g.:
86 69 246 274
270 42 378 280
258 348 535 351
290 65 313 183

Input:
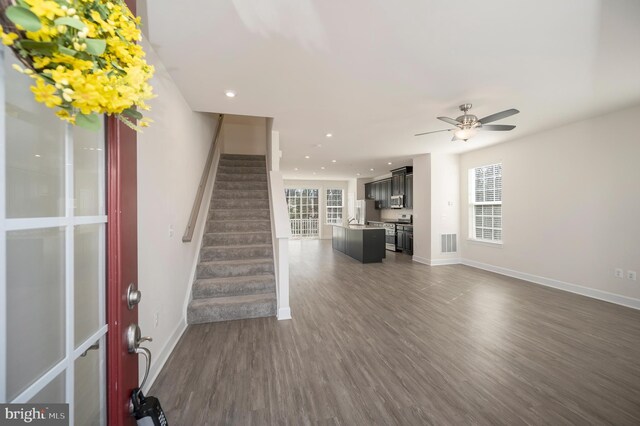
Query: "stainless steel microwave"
390 195 403 209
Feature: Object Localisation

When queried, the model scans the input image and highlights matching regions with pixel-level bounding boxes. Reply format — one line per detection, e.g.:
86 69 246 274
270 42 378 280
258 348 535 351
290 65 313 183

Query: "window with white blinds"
469 163 502 243
326 189 343 225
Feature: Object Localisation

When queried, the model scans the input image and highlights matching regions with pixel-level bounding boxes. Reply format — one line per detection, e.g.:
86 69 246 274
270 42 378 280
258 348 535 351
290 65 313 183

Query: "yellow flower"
30 78 62 108
0 27 19 46
25 0 65 21
32 56 52 69
56 109 76 124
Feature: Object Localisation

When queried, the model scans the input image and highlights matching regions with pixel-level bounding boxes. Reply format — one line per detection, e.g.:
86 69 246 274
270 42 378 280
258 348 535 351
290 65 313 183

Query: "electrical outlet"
154 311 160 328
628 270 637 281
614 268 624 279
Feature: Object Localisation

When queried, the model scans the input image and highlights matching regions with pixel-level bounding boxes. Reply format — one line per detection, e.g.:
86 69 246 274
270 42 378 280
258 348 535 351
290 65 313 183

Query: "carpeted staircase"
187 154 277 324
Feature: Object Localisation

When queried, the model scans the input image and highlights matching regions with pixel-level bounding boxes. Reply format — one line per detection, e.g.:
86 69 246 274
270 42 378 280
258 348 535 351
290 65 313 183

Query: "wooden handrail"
182 114 224 242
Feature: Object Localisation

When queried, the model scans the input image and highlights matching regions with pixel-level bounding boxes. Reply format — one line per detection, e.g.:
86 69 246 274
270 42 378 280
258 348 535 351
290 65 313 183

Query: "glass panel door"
1 48 107 425
285 188 320 238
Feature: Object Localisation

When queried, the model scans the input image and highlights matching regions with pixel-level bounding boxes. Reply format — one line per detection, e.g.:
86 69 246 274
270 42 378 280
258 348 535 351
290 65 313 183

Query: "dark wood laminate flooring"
150 239 640 425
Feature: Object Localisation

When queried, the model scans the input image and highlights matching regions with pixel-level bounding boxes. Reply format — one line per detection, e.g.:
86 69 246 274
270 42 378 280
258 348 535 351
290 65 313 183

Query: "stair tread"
189 293 276 307
201 243 272 250
198 257 273 267
206 219 271 223
195 274 275 285
205 231 271 235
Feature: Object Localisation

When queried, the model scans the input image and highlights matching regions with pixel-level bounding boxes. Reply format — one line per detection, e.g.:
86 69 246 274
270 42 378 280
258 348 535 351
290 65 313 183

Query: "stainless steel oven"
383 223 396 251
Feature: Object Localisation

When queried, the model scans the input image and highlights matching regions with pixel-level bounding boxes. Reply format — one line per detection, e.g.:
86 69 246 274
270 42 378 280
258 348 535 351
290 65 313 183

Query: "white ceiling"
144 0 640 180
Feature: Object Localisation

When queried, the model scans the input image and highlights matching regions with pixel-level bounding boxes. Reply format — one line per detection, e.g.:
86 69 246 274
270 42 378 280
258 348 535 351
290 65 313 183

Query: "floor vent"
441 234 457 253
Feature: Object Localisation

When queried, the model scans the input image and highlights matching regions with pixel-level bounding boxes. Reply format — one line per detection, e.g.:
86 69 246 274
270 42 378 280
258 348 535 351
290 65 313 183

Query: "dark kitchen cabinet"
385 179 392 208
405 174 413 209
397 225 413 255
391 166 413 196
365 182 374 200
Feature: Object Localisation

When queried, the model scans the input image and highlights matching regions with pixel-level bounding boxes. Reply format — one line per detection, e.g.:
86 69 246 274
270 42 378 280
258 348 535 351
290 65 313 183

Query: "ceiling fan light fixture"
454 127 478 141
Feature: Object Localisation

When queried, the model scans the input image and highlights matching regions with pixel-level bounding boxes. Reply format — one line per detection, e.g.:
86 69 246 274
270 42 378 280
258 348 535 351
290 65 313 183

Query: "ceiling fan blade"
437 116 461 126
478 108 520 124
479 124 516 131
414 129 453 137
451 134 460 142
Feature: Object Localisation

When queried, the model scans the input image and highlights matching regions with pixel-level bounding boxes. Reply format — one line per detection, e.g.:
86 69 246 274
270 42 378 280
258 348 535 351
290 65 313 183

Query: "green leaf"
54 17 87 31
84 38 106 56
122 107 143 120
6 6 42 32
58 46 77 56
18 40 57 55
76 113 101 131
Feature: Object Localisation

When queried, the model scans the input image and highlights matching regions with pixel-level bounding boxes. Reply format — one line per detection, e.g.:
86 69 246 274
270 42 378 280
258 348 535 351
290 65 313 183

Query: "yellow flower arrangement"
1 0 154 130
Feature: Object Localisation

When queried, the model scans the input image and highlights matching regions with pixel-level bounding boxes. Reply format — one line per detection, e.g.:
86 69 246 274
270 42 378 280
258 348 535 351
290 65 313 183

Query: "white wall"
430 154 460 263
137 38 217 389
221 115 267 155
412 154 431 262
459 104 640 304
283 179 349 239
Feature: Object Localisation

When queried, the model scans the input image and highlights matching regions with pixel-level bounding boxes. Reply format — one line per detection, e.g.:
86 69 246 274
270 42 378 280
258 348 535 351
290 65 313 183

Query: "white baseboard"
412 256 461 266
278 307 292 320
429 258 461 266
461 258 640 311
142 318 188 394
412 256 430 265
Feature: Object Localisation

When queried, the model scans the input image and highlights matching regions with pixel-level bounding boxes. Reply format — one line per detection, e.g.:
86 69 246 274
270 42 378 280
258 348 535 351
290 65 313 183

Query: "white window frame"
325 189 343 225
468 163 503 244
285 188 320 238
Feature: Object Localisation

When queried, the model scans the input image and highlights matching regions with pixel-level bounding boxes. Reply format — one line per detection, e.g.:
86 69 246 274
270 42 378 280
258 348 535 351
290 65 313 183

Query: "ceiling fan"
415 103 520 141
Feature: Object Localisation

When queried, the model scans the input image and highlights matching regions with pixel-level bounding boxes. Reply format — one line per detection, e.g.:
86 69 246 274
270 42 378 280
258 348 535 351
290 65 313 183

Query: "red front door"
106 114 139 425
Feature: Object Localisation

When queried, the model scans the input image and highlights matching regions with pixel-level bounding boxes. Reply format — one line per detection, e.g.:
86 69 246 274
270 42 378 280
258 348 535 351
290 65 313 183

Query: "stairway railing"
182 114 224 242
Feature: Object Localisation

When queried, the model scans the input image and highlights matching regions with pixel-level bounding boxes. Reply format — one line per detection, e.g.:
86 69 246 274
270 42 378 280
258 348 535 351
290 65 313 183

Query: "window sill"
467 238 503 247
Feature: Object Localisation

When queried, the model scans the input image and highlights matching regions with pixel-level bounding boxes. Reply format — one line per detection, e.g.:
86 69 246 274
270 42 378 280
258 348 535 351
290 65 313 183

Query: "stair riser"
192 280 275 299
187 300 276 324
208 209 270 220
216 173 267 182
203 233 272 246
206 221 271 233
210 199 270 209
217 166 266 175
218 160 266 168
197 262 274 279
221 154 266 161
200 246 273 262
215 180 267 190
212 190 268 200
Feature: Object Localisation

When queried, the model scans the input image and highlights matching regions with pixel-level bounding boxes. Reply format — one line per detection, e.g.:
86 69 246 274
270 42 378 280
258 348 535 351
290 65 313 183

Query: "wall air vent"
441 234 457 253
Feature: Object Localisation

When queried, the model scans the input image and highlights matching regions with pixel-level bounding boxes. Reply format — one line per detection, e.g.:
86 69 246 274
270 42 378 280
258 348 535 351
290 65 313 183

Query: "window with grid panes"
469 163 502 243
325 189 343 225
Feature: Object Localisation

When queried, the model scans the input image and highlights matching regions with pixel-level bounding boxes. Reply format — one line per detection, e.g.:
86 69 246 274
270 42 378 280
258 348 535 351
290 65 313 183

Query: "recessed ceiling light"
34 154 41 157
294 168 299 171
356 173 361 176
331 159 337 163
326 133 332 138
388 162 392 165
304 155 310 159
313 172 317 175
225 90 236 98
315 144 323 148
321 167 325 170
370 168 374 171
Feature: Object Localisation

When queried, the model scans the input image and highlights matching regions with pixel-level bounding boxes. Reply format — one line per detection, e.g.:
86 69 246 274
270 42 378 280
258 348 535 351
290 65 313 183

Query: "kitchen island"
332 225 386 263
